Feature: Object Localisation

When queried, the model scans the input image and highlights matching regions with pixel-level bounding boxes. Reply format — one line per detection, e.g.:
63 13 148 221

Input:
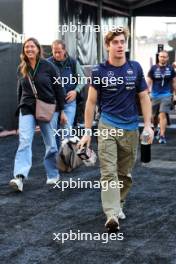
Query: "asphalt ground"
0 129 176 264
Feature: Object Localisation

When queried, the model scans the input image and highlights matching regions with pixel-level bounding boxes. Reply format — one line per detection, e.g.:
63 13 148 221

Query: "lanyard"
29 59 40 79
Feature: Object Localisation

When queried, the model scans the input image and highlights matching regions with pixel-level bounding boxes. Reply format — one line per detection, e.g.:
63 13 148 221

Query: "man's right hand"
77 135 91 149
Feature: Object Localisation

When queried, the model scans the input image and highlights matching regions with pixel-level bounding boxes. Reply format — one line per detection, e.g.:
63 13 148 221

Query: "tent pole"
130 15 136 60
97 0 103 63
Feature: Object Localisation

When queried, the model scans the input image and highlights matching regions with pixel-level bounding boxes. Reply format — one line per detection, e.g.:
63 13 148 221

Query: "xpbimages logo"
53 178 124 191
53 126 124 140
53 74 124 88
53 230 124 244
58 23 124 35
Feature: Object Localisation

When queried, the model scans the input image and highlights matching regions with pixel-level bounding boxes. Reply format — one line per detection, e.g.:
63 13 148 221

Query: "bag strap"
60 142 75 169
60 142 73 166
27 75 38 99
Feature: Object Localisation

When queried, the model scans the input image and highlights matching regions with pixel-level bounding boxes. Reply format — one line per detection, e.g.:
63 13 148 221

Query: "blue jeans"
55 100 77 149
13 112 60 180
56 100 76 145
64 100 76 128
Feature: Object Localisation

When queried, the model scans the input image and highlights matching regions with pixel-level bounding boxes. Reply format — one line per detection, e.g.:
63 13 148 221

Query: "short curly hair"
105 27 129 46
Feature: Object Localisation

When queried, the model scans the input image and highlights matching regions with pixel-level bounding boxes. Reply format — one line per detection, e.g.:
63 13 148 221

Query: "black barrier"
0 42 21 130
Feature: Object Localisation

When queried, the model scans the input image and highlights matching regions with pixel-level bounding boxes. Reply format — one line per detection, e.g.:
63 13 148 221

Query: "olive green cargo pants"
98 122 139 219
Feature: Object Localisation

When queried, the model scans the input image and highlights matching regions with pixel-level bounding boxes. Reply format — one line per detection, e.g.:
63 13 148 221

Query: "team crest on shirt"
127 69 133 75
107 71 114 77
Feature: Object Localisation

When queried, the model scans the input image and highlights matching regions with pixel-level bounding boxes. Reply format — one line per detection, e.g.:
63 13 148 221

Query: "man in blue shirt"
78 27 153 232
48 40 85 140
148 51 176 144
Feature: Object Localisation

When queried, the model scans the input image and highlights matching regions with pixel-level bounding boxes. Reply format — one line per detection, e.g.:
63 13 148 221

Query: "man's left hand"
66 90 77 102
60 111 67 125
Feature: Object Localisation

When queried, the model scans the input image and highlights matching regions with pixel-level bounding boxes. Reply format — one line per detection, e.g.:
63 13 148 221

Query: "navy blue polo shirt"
91 60 147 130
48 56 77 93
148 64 175 99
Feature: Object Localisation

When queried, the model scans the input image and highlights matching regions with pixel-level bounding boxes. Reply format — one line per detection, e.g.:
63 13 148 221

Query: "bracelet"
84 128 92 136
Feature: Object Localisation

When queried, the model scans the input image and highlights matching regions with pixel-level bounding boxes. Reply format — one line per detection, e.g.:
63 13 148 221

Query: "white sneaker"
105 215 120 233
119 208 126 220
9 177 23 192
46 177 60 185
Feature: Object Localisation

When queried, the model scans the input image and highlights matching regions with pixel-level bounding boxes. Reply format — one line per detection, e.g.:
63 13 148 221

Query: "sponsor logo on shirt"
107 71 114 78
127 69 134 75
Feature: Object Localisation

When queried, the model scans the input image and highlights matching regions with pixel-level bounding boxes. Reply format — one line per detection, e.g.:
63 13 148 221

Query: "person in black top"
9 37 66 192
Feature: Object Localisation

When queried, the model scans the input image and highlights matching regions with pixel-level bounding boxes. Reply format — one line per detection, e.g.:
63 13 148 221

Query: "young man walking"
78 27 153 232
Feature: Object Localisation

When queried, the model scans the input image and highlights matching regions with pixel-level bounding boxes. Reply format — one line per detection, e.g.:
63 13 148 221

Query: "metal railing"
0 21 23 43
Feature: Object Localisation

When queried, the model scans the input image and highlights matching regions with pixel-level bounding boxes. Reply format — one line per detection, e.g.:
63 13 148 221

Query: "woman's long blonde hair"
19 37 43 77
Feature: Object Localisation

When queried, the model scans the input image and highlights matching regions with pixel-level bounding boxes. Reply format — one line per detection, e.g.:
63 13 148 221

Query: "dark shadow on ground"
0 130 176 264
